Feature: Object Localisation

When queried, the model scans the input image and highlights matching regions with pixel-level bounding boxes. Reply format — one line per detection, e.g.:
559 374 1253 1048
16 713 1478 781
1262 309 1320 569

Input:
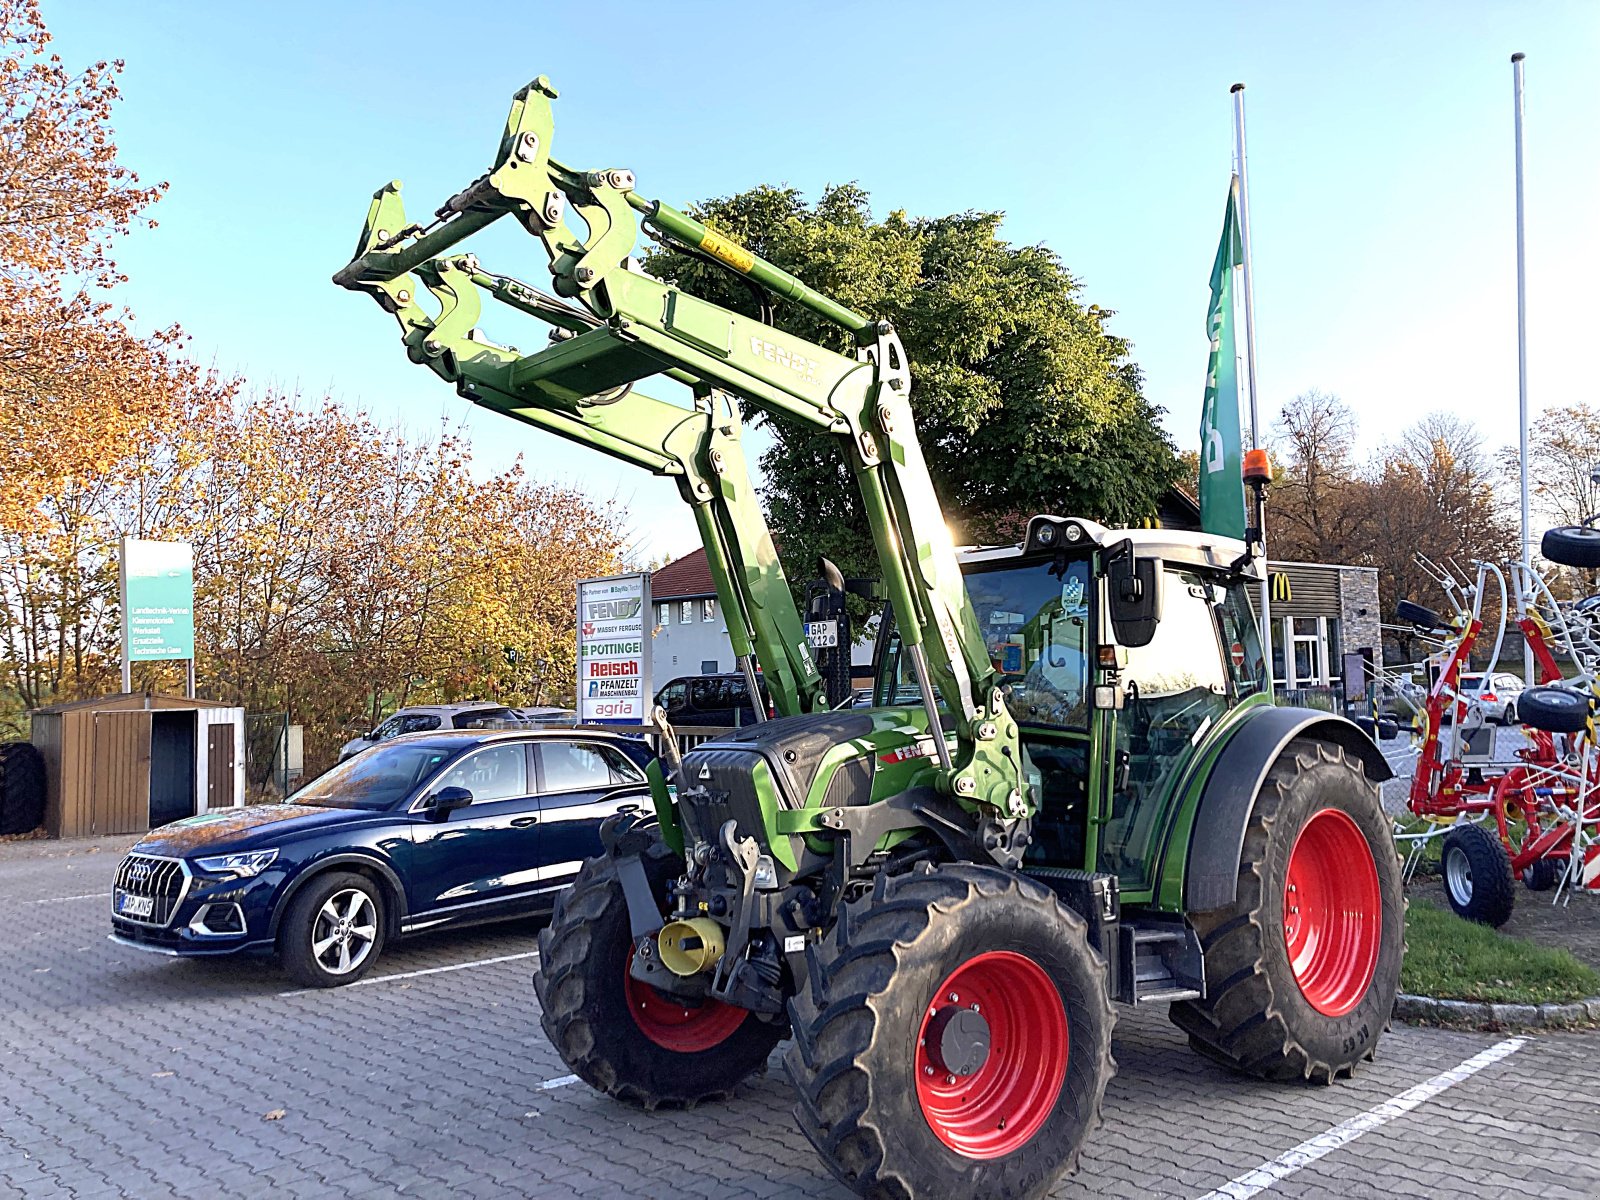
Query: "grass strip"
1402 900 1600 1004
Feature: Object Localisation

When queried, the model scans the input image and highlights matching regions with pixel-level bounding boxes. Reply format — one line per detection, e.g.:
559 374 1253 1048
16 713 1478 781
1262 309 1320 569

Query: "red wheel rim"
1283 808 1381 1017
623 950 749 1053
914 950 1068 1159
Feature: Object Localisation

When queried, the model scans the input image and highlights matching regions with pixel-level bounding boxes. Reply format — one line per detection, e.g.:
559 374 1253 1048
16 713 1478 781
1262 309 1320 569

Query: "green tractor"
335 78 1403 1200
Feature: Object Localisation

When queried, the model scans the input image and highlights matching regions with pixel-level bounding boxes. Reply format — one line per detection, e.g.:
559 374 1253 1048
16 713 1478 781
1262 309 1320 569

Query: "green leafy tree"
641 184 1180 594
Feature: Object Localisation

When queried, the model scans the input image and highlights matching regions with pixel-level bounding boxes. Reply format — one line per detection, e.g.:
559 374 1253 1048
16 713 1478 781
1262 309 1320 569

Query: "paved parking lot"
2 835 1598 1200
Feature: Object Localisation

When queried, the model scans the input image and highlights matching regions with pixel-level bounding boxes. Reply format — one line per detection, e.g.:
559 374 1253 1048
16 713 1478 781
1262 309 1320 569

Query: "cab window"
970 557 1093 730
1102 568 1229 885
1215 580 1266 700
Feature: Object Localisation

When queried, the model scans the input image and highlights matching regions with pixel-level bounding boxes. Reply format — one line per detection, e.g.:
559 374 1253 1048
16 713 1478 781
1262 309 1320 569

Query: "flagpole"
1512 52 1533 686
1232 82 1273 687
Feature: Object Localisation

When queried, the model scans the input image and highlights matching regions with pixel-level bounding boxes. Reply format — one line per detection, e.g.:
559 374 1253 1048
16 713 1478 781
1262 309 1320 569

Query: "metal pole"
1512 52 1533 685
119 536 132 693
1233 83 1274 688
186 658 196 700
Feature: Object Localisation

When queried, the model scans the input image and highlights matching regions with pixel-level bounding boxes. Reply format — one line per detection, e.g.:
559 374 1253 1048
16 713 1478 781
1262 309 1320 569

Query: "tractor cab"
874 516 1268 904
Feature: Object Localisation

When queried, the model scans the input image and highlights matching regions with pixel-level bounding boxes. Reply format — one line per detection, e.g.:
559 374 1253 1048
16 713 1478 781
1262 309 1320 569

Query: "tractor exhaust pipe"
657 917 726 976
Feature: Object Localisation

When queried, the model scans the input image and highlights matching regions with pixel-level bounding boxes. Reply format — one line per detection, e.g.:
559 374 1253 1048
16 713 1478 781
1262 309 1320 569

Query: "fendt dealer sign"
576 572 652 724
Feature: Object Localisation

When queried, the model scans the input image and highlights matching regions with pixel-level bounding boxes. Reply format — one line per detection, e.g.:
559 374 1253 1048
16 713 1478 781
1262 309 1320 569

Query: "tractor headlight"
193 848 279 878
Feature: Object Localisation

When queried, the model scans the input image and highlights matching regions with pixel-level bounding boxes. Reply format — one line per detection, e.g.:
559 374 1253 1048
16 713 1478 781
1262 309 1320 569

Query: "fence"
244 712 289 802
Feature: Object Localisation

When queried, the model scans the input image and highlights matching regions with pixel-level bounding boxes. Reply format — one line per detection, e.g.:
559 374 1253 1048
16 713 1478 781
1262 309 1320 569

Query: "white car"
1453 673 1525 725
338 703 521 761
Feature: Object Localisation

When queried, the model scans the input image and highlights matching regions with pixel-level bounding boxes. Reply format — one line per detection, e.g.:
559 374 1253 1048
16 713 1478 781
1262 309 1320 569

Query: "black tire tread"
1541 525 1600 569
1442 823 1516 927
278 870 385 988
534 840 781 1110
784 863 1116 1200
1515 686 1592 735
1171 740 1399 1084
0 742 47 836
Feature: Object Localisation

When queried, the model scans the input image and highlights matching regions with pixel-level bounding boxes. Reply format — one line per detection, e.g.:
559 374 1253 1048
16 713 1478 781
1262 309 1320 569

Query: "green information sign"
121 539 195 662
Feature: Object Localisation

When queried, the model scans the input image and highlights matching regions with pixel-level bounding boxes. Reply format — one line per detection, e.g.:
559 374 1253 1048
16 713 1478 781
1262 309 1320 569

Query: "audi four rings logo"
128 862 152 882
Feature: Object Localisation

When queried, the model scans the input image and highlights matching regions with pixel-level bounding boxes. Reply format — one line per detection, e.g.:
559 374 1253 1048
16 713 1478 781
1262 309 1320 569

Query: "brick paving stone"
3 834 1599 1200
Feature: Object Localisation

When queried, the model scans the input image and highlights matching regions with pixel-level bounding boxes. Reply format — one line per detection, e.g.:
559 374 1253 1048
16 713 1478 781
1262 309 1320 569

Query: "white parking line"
277 949 540 998
1192 1036 1528 1200
31 892 111 904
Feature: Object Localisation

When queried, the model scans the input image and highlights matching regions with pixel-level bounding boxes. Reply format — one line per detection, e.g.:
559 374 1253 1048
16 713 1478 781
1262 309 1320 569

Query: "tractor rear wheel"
786 863 1114 1200
534 835 782 1108
1171 739 1403 1083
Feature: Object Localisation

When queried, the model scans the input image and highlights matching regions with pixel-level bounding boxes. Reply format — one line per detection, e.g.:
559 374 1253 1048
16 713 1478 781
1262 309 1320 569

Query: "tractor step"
1025 867 1121 1002
1117 922 1204 1005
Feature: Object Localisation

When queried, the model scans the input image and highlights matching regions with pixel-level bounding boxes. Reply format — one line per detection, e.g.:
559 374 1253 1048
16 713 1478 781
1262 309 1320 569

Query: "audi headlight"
193 848 279 878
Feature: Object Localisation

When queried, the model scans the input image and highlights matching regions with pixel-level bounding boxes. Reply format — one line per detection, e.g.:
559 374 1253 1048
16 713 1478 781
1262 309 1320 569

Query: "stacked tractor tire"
0 742 46 835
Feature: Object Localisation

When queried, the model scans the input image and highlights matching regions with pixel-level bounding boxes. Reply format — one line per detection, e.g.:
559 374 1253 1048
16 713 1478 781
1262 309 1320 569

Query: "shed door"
91 711 152 836
207 725 236 809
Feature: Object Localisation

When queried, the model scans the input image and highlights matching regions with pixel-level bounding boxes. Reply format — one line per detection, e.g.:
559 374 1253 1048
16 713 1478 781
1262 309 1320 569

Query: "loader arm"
334 76 1024 817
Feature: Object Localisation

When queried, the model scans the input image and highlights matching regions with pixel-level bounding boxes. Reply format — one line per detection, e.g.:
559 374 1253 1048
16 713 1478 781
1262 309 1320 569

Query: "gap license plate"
116 892 154 919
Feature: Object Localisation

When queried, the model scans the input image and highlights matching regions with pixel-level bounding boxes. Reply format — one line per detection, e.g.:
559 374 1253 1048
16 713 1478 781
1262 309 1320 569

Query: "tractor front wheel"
534 835 782 1107
786 864 1114 1200
1172 739 1403 1083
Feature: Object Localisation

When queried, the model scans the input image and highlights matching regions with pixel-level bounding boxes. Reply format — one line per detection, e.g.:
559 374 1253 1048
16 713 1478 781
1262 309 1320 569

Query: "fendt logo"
749 336 818 383
585 598 641 621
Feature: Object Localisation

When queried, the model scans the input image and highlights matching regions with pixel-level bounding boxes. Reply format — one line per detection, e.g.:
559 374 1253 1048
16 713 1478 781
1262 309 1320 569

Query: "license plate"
117 893 154 918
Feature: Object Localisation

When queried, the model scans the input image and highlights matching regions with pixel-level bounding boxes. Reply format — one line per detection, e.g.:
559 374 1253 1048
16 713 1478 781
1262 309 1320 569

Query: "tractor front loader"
335 78 1403 1200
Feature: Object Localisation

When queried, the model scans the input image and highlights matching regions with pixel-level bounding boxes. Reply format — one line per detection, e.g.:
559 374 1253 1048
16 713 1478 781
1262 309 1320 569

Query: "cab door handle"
510 816 538 828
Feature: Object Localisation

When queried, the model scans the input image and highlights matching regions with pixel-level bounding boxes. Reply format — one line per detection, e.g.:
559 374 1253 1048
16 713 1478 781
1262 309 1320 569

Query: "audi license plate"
117 892 154 919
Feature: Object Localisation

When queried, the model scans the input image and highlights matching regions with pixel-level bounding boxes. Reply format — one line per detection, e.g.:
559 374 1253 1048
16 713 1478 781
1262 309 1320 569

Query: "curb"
1396 991 1600 1029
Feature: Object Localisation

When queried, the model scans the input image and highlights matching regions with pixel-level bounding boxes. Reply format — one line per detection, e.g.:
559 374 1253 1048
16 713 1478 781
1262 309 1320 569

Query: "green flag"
1199 178 1247 540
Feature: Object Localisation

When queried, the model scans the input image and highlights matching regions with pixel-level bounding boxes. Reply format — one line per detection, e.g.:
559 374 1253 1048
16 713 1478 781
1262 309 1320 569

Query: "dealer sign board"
120 538 195 662
576 571 652 725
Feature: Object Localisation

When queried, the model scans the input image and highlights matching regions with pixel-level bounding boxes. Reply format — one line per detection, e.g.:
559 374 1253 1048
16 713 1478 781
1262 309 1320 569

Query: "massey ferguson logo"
749 336 818 382
585 598 641 621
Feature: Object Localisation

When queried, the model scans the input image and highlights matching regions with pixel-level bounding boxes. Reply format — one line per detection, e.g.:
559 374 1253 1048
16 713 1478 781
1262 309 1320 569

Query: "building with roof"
649 549 732 682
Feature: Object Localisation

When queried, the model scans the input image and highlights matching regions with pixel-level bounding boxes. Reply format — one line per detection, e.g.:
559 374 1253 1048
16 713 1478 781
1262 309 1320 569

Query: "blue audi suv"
110 728 654 986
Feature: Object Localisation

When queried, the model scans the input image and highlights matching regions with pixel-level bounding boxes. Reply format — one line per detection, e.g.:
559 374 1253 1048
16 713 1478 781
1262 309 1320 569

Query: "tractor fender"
1181 706 1393 913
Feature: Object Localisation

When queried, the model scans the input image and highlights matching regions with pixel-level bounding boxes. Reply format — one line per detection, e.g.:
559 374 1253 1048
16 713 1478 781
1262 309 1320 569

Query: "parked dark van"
653 673 770 727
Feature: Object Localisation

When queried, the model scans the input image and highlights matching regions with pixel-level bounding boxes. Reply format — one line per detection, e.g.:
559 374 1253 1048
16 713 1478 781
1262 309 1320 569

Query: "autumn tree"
1268 390 1361 563
0 0 176 535
1500 402 1600 530
641 184 1180 596
1353 413 1513 660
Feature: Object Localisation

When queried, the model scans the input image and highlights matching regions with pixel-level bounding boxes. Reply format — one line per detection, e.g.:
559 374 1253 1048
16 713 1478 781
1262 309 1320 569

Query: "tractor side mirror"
1107 545 1162 648
817 556 847 595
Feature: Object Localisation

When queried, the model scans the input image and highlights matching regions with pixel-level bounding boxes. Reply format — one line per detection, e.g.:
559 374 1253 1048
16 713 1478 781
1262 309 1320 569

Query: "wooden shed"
29 692 246 838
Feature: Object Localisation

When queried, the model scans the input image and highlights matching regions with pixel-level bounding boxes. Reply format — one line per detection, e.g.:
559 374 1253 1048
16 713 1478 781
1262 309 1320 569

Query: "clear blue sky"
52 1 1600 561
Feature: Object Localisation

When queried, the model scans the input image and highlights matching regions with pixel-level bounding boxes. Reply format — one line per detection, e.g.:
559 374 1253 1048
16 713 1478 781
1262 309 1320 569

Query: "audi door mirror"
427 786 473 819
